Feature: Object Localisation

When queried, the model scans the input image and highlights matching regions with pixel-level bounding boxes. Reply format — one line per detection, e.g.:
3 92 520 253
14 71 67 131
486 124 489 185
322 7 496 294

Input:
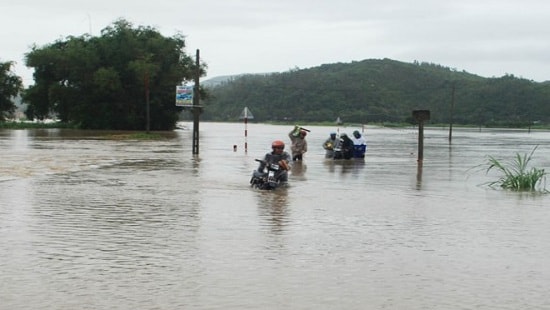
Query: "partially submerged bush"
485 146 547 191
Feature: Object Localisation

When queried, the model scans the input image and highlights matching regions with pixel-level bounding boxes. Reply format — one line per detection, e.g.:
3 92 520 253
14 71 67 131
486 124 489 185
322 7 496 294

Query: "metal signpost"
176 49 202 155
239 107 254 153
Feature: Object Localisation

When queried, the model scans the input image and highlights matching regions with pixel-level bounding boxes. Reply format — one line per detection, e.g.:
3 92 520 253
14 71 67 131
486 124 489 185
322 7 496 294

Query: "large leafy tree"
0 61 23 121
24 19 205 130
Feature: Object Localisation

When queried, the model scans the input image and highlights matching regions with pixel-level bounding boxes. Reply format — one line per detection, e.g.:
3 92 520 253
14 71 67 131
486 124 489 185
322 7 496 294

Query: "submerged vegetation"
485 146 547 192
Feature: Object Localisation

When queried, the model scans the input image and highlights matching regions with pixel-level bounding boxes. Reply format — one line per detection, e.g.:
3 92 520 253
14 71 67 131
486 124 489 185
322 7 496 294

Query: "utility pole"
192 49 201 155
145 72 150 134
448 83 455 142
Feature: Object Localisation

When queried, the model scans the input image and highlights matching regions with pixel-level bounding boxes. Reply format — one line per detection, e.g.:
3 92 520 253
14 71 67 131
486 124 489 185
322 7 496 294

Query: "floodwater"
1 122 550 310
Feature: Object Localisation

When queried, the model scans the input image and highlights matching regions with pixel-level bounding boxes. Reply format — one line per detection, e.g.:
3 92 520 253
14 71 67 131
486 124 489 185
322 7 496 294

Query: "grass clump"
485 146 547 191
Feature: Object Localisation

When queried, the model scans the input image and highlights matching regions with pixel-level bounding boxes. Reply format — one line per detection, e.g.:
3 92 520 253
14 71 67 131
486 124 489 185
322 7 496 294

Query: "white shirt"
352 136 366 146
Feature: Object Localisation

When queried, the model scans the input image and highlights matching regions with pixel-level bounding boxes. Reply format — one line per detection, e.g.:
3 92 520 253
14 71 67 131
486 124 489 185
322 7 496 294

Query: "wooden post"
412 110 430 163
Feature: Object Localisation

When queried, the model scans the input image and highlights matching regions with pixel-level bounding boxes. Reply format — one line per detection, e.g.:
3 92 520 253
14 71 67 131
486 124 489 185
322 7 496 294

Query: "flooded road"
1 123 550 309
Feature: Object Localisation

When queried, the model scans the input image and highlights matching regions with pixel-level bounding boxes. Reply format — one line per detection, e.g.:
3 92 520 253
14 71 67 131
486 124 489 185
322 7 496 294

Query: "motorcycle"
333 145 343 160
250 159 287 190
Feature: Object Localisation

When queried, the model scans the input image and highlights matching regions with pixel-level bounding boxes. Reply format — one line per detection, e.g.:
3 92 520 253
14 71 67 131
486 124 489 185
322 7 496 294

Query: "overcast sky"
2 0 550 86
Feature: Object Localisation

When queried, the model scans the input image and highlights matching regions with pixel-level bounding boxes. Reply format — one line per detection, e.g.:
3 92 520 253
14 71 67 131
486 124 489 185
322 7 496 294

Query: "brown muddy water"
1 122 550 309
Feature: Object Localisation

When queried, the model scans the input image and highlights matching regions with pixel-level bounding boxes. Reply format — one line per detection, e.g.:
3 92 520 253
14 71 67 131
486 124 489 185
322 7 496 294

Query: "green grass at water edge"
485 146 548 192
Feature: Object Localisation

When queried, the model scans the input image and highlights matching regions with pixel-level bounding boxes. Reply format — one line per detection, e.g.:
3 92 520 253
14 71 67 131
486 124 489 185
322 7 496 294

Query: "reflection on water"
322 158 365 178
256 188 290 234
290 161 307 180
416 160 424 190
2 124 550 309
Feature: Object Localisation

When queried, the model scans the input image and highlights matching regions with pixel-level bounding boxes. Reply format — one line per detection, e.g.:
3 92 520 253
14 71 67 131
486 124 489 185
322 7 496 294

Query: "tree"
0 61 23 121
23 19 205 130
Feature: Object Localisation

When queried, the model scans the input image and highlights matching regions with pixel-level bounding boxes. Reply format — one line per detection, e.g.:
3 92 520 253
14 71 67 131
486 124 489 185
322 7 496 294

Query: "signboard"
175 85 193 106
412 110 431 121
239 106 254 119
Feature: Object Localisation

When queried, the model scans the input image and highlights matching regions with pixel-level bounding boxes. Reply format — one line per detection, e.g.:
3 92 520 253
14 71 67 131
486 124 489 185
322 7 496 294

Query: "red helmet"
300 130 307 136
272 140 285 149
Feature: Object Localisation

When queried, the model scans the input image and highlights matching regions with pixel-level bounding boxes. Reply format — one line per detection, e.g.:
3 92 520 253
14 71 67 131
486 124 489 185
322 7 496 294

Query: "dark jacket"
257 151 291 182
340 134 355 159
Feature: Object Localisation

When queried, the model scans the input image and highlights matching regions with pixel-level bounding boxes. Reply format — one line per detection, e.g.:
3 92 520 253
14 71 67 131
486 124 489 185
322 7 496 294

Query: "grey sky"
2 0 550 86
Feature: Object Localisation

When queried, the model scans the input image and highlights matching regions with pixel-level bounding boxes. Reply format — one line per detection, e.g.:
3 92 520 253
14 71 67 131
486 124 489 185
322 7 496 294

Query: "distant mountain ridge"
199 58 550 127
202 73 272 87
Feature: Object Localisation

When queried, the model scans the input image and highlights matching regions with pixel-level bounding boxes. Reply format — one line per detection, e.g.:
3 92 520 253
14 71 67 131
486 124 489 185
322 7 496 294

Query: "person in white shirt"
351 130 367 158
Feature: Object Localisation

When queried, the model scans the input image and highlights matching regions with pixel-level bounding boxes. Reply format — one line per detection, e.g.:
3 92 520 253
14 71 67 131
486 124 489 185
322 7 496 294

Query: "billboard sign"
176 85 193 106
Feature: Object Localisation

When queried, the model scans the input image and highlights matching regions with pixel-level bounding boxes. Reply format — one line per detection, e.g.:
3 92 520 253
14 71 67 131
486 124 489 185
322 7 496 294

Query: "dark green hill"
201 59 550 127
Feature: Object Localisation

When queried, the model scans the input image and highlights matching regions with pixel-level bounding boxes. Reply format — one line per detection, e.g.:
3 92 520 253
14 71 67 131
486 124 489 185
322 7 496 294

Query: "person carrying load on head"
288 125 308 161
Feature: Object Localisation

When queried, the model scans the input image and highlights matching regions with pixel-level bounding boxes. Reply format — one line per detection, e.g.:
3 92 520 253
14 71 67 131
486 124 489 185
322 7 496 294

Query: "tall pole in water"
192 49 201 155
145 72 150 134
449 83 455 142
413 110 430 188
244 116 248 153
413 110 430 163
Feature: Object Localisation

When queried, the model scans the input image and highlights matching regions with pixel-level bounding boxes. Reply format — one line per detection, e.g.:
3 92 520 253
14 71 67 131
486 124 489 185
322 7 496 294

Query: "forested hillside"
201 59 550 127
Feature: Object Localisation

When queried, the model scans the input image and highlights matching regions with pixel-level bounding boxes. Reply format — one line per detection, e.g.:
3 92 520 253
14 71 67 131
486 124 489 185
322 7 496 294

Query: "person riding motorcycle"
256 140 291 183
